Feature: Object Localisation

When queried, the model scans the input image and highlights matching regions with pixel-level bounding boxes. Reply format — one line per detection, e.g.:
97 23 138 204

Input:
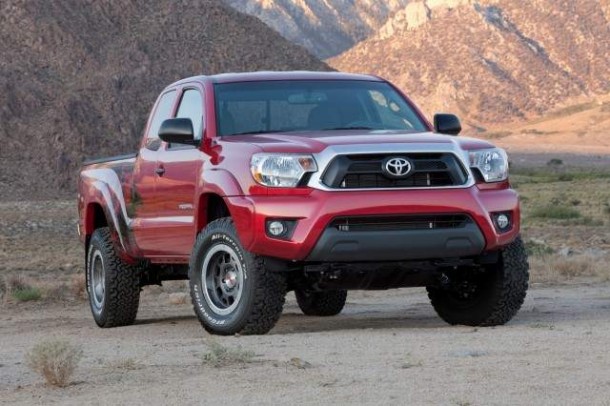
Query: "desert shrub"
5 274 42 302
548 102 597 118
530 205 581 220
524 129 546 135
485 131 511 139
200 340 255 367
557 173 574 182
525 240 554 257
44 283 71 301
13 287 43 302
0 277 6 301
108 357 141 371
553 258 596 278
546 158 563 166
7 274 29 292
529 254 609 283
26 339 83 387
70 274 86 300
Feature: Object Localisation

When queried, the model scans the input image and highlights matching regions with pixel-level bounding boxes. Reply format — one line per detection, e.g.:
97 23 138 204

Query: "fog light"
495 214 510 230
268 221 286 236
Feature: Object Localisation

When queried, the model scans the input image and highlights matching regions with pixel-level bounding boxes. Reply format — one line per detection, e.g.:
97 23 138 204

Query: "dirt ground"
1 153 610 405
1 284 610 405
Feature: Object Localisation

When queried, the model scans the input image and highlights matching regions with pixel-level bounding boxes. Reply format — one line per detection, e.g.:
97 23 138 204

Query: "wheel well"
197 193 230 233
85 203 108 252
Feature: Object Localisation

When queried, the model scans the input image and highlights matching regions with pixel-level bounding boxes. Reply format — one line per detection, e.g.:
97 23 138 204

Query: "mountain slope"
329 0 610 129
225 0 410 58
0 0 328 198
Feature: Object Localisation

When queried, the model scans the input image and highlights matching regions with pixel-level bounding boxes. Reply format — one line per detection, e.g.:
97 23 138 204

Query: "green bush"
12 287 42 302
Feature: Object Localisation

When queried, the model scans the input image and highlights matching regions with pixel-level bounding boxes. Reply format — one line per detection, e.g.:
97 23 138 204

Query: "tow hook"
439 273 450 288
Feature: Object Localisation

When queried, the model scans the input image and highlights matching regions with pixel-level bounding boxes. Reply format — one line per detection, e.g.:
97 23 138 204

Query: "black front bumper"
306 222 486 262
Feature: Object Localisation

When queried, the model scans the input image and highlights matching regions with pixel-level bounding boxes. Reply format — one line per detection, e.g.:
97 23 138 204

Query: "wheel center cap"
223 270 238 289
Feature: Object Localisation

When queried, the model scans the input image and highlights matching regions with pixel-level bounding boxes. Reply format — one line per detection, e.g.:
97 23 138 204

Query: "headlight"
468 148 508 182
250 153 317 187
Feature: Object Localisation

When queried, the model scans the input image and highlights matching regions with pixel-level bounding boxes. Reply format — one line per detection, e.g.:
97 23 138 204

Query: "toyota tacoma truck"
78 71 529 335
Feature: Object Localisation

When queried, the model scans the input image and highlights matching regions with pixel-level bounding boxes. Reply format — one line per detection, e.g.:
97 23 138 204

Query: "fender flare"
81 169 134 257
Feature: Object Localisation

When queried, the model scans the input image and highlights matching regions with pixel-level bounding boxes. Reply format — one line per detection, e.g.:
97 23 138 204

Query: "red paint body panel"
229 187 519 261
77 72 520 265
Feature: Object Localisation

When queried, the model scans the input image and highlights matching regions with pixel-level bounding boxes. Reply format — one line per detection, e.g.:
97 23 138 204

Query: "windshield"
214 80 428 136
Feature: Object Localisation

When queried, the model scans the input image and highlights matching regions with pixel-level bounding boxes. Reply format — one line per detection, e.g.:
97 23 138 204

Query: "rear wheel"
189 218 286 335
86 227 141 327
427 237 529 326
295 289 347 316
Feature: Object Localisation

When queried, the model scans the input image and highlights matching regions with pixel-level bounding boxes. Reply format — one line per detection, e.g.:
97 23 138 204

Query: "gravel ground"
2 153 610 405
1 284 610 405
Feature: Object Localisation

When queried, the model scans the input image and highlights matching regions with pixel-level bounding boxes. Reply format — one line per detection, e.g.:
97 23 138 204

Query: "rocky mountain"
225 0 410 58
329 0 610 130
0 0 328 198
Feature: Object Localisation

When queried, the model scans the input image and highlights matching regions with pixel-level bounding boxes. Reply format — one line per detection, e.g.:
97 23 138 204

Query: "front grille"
331 214 472 232
321 153 468 189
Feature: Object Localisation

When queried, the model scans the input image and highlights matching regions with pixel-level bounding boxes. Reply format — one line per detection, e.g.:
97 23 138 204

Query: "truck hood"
221 130 495 153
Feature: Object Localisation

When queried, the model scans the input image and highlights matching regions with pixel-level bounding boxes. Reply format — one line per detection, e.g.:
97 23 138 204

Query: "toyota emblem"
382 157 413 178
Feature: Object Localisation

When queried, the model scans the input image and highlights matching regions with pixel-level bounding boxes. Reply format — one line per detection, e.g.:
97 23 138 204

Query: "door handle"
155 166 165 176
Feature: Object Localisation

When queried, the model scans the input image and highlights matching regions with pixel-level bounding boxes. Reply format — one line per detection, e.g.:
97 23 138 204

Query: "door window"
175 89 204 140
145 90 176 149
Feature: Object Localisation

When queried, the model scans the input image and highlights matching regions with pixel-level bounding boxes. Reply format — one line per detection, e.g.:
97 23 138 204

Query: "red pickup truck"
78 71 529 335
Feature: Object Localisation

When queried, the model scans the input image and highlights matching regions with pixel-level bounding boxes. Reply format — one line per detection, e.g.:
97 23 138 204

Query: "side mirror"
158 118 197 145
434 114 461 136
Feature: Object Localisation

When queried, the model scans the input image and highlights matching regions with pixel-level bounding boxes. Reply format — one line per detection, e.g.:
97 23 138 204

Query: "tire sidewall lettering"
194 229 249 327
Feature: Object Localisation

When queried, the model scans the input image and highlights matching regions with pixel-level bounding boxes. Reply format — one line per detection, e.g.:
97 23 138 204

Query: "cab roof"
168 71 383 87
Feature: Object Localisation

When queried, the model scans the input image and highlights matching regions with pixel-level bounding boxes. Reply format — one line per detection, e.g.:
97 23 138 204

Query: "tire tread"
189 218 286 335
427 236 529 326
88 227 140 328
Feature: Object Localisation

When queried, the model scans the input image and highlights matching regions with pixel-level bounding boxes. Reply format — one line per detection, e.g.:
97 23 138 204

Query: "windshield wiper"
322 126 376 131
229 130 275 136
229 128 302 136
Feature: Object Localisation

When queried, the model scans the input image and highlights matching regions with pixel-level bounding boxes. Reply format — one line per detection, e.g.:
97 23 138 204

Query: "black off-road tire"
427 237 529 326
295 289 347 316
189 218 286 335
86 227 141 327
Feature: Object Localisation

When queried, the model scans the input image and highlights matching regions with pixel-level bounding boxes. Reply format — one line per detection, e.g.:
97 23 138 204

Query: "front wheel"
189 218 286 335
295 289 347 316
427 237 529 326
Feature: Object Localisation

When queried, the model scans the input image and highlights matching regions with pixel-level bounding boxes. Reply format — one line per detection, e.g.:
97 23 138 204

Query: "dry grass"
70 273 86 300
6 274 30 292
530 205 581 220
515 168 610 282
6 274 43 302
0 276 6 301
42 283 69 302
25 339 83 387
529 254 609 283
1 273 89 303
107 357 141 371
200 340 255 367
